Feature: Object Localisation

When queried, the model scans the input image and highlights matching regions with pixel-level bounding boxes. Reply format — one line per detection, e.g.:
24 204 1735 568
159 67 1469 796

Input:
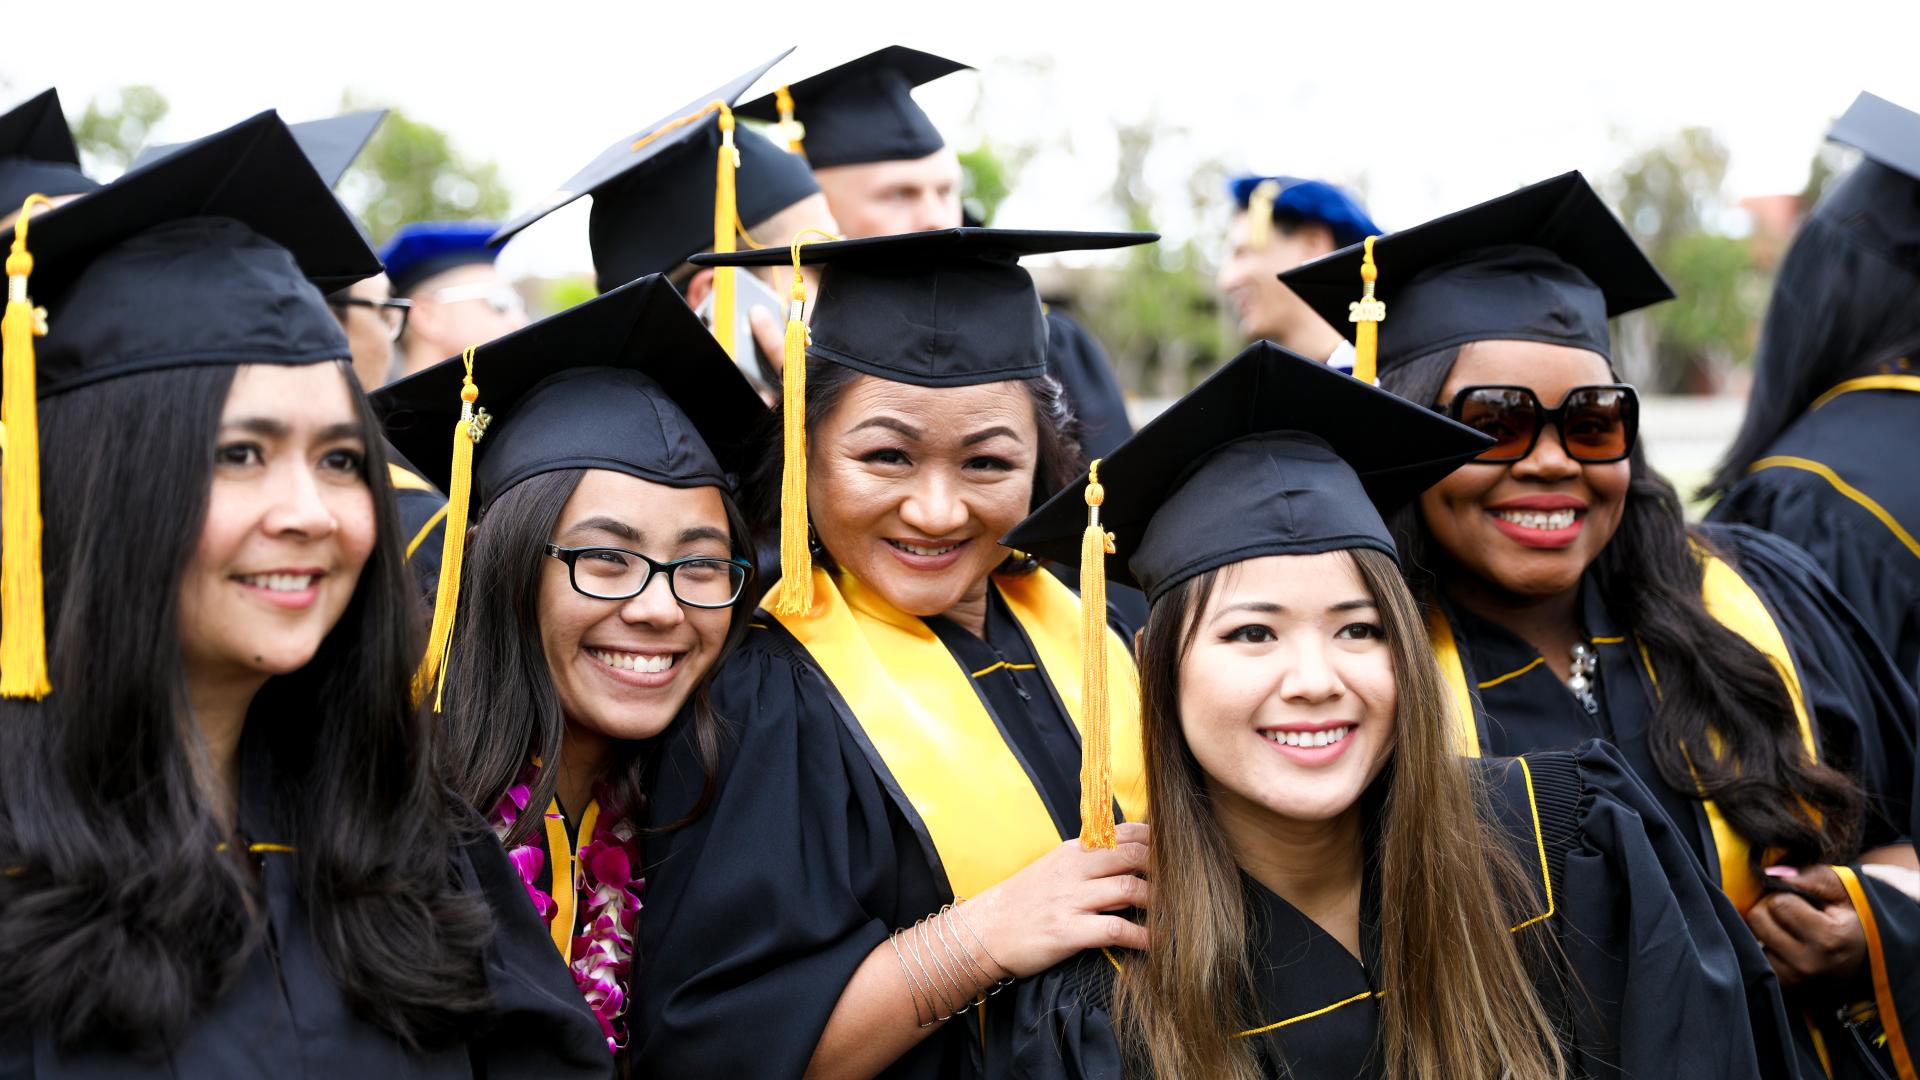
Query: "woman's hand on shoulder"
961 821 1151 979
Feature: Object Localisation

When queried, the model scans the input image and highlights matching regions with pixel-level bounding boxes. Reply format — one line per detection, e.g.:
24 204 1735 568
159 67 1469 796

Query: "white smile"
587 648 679 674
1262 726 1352 749
1491 509 1578 531
236 573 317 592
887 539 961 557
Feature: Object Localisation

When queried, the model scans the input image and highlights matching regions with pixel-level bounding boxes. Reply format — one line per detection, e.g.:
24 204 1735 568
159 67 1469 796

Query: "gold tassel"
411 346 489 710
1078 460 1117 850
2 194 52 700
1349 235 1385 386
772 85 807 155
1245 179 1282 250
768 229 839 617
711 107 741 361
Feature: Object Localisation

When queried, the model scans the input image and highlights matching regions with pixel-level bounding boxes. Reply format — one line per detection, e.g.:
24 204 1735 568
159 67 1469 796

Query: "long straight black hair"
1383 349 1863 870
0 361 493 1056
1702 207 1920 499
436 468 758 849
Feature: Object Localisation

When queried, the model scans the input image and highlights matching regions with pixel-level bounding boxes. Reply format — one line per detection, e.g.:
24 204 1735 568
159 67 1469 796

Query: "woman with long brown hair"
1281 172 1918 1079
993 343 1795 1079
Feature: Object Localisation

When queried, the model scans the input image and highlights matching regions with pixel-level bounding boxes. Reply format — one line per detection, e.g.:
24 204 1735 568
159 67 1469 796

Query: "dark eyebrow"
849 416 922 440
1330 599 1376 613
1214 598 1376 618
678 526 732 548
962 425 1022 446
221 418 365 443
564 516 642 543
319 421 367 443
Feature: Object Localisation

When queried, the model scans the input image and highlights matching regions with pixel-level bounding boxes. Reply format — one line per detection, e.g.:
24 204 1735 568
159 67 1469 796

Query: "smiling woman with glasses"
372 274 765 1068
1284 172 1920 1080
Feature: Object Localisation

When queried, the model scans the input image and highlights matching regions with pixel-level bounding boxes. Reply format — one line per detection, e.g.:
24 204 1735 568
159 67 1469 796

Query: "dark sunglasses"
1435 384 1639 464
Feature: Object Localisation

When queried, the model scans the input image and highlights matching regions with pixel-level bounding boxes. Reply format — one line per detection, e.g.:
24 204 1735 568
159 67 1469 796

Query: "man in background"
384 220 528 381
1217 174 1379 369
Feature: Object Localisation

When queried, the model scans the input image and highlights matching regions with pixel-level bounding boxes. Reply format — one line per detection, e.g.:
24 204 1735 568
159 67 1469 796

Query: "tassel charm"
412 347 485 710
1349 235 1384 386
1245 179 1282 250
1078 460 1117 850
2 194 53 699
771 85 807 155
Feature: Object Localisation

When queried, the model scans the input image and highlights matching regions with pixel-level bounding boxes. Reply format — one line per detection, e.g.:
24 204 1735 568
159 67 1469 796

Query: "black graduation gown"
1709 384 1920 688
1437 523 1919 1079
988 743 1795 1079
0 737 612 1079
634 586 1097 1078
386 448 447 599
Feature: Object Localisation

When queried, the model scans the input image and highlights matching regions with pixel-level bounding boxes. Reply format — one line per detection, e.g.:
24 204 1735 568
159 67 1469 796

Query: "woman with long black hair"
1705 92 1920 687
0 113 609 1077
994 341 1795 1079
371 273 766 1068
1282 171 1920 1079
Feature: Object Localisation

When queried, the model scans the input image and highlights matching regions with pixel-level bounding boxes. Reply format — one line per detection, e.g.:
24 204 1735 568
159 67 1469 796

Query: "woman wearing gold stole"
633 229 1158 1079
1282 172 1920 1080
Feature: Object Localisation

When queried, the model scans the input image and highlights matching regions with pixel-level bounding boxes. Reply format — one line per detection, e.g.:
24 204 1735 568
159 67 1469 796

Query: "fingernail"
1763 865 1797 878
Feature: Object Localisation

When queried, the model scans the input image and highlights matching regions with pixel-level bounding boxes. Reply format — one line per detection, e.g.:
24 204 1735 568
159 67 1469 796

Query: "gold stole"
1431 552 1816 912
539 798 601 963
770 568 1148 899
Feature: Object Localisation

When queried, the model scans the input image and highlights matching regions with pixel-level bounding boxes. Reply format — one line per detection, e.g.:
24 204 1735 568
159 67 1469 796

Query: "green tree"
958 140 1021 225
336 93 511 246
1606 127 1769 393
72 85 169 175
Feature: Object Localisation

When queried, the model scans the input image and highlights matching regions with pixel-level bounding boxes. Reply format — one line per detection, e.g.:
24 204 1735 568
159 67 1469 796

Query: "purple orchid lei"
488 762 645 1054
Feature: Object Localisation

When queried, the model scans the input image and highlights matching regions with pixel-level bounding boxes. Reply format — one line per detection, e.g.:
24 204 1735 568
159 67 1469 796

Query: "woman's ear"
1133 628 1145 663
682 267 716 311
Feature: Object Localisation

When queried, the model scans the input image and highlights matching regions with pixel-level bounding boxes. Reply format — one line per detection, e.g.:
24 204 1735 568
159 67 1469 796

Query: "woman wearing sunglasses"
1706 93 1920 689
372 275 765 1071
1283 171 1919 1080
991 342 1793 1080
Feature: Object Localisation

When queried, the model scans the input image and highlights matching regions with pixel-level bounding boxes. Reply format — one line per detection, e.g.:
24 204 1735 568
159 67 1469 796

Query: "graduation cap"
491 49 821 347
1001 341 1490 847
692 226 1156 619
133 109 387 189
369 273 766 706
735 45 969 169
381 221 502 297
1279 172 1673 381
1 109 376 699
1227 174 1379 250
0 89 100 216
1817 91 1920 267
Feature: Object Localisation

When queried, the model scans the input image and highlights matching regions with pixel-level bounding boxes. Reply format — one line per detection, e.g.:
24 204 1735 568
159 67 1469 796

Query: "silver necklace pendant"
1567 641 1599 715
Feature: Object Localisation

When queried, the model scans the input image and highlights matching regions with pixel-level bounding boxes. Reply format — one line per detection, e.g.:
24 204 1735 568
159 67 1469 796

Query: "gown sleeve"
1832 863 1920 1080
631 629 917 1076
1512 742 1803 1080
453 802 617 1079
978 948 1127 1080
1042 311 1133 463
1703 523 1918 848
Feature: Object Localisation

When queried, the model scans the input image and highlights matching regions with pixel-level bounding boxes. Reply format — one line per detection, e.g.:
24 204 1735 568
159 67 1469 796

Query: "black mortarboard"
1817 91 1920 267
133 109 387 189
0 89 99 215
1003 341 1492 602
737 46 969 169
2 109 375 700
1279 172 1673 372
372 273 763 508
369 274 765 705
694 227 1155 619
490 50 822 294
692 227 1156 387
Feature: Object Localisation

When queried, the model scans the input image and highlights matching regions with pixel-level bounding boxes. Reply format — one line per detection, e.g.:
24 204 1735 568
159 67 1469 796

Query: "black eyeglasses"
1435 384 1640 464
544 545 753 608
327 296 413 343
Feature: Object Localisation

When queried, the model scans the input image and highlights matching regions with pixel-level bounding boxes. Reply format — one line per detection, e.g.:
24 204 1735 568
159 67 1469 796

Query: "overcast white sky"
11 0 1920 279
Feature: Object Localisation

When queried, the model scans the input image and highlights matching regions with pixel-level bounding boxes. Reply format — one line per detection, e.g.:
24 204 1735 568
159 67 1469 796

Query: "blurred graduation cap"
369 273 766 705
1817 91 1920 266
491 49 821 300
0 89 100 215
736 45 970 169
1227 174 1379 250
380 221 502 296
694 226 1155 618
1278 171 1671 376
1004 340 1493 601
2 109 375 698
134 108 387 188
